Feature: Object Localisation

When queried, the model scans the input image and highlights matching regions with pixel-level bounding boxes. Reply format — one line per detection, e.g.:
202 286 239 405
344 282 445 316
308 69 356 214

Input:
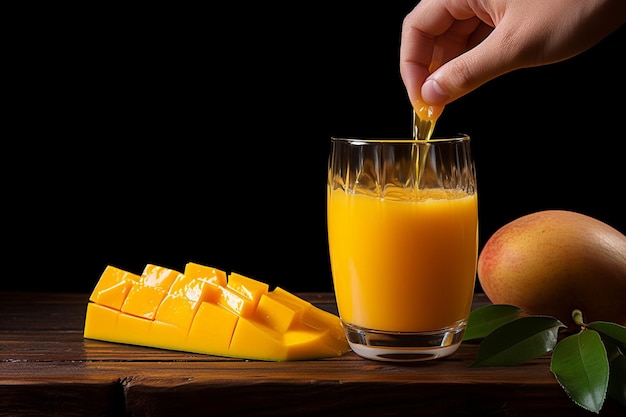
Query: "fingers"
399 0 457 109
421 79 449 105
399 25 438 109
400 0 493 108
401 0 626 108
423 28 513 105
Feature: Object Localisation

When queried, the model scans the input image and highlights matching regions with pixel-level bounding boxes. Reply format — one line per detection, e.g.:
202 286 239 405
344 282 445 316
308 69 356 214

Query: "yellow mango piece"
255 292 304 333
269 287 346 342
154 293 199 330
84 262 350 361
120 265 183 320
229 318 346 361
268 287 347 349
155 274 221 328
149 320 189 351
83 303 119 340
187 301 238 357
184 262 227 286
89 265 140 310
121 283 168 320
280 328 348 360
227 272 269 303
115 312 152 344
141 264 182 289
216 285 257 318
302 303 347 344
229 317 286 360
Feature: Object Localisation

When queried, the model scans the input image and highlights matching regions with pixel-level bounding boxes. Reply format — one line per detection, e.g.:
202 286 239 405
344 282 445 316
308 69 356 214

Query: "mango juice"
327 187 478 332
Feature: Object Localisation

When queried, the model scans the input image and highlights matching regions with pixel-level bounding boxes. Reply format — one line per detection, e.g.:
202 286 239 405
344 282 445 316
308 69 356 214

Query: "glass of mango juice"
327 135 478 361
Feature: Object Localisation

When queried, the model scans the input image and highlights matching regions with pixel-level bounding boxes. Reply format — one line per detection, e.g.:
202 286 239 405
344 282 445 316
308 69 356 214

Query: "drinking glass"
327 135 478 361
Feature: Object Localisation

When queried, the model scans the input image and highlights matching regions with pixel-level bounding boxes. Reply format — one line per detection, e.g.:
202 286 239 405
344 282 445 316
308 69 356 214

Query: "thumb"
422 38 516 105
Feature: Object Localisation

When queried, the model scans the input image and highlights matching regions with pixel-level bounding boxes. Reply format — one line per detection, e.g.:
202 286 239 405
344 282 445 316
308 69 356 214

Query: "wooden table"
1 291 622 417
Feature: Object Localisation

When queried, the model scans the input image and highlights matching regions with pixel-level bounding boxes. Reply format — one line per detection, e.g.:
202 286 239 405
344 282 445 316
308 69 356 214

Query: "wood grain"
1 292 622 416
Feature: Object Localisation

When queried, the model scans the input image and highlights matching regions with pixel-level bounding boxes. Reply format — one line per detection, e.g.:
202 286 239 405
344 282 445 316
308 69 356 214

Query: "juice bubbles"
327 187 478 332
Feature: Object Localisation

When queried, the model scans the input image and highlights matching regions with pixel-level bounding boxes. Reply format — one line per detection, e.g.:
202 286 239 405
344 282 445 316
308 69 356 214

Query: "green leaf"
602 337 624 365
607 353 626 406
588 320 626 407
550 330 609 414
601 337 626 406
462 304 523 341
588 321 626 348
470 316 565 367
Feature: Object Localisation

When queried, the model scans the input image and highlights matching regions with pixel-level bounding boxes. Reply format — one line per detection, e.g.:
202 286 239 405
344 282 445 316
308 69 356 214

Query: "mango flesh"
84 262 350 361
477 210 626 330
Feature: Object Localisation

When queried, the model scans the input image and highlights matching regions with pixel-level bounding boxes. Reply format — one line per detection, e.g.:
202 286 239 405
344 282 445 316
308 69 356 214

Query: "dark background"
4 2 625 294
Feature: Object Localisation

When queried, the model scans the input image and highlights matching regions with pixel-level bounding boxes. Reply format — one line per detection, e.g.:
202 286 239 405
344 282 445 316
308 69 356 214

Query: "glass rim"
330 134 470 144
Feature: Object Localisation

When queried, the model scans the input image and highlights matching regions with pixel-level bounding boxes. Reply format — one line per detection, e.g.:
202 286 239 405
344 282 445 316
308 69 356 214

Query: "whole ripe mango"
477 210 626 330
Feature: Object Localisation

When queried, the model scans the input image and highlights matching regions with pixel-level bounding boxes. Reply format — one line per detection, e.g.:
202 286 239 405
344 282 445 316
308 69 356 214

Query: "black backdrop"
5 2 625 293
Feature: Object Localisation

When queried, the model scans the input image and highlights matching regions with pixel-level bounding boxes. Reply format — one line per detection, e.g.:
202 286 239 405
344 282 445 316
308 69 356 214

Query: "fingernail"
422 79 449 105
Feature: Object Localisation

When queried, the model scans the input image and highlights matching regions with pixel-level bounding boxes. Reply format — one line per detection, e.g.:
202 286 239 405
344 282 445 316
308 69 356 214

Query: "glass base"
343 320 467 362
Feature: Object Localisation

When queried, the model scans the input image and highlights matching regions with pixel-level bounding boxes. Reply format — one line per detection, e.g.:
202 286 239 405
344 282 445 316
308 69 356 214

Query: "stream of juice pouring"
412 106 440 187
413 108 436 141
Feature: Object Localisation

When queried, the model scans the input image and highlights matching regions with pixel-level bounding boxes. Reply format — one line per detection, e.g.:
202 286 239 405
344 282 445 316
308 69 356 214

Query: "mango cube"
89 265 140 310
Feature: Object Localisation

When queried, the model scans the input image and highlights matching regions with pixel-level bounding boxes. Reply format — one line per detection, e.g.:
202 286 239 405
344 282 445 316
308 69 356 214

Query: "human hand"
400 0 626 109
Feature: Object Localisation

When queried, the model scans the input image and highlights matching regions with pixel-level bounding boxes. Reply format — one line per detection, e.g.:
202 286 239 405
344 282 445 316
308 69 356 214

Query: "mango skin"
477 210 626 330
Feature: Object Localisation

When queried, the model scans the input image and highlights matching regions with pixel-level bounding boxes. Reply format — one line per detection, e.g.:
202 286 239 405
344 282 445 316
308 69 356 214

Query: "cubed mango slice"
89 265 140 310
83 262 350 361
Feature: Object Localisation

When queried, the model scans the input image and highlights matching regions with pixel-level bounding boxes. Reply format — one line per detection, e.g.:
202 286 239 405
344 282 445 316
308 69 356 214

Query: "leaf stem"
571 309 586 328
